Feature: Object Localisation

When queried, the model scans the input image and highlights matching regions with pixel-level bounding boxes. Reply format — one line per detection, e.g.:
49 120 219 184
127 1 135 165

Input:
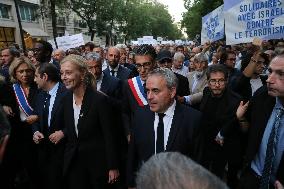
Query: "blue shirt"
251 97 284 183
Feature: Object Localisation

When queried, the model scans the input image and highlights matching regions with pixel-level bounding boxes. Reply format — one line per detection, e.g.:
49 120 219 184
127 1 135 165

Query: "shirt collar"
109 64 119 72
155 100 176 118
48 82 59 96
275 97 284 110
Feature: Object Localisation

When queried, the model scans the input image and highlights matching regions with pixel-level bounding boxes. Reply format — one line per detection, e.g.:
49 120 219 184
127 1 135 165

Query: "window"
0 4 11 19
0 27 15 49
19 4 38 22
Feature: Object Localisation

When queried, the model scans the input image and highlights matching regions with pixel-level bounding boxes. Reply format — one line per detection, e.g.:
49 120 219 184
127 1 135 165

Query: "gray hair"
136 152 229 189
85 52 101 62
148 68 178 89
195 52 208 63
173 52 185 61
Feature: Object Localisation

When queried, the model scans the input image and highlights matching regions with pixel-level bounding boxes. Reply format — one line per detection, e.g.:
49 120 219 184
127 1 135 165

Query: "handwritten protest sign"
201 5 225 44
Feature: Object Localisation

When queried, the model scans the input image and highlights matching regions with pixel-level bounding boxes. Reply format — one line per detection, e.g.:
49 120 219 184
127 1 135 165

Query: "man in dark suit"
104 47 131 80
33 40 60 69
33 63 67 189
156 49 190 98
86 52 122 97
86 52 128 189
122 44 157 141
118 47 139 77
127 68 202 188
199 64 242 189
238 54 284 189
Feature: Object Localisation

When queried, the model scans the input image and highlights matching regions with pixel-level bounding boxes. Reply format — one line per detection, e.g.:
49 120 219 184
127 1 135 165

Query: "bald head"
107 47 120 68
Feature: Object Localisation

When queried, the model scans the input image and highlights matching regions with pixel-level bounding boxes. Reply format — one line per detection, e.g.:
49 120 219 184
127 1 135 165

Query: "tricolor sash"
13 83 33 116
128 76 148 107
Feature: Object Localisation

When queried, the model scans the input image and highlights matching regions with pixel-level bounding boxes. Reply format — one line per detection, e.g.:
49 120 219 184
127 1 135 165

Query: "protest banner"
201 5 225 44
224 0 284 45
55 33 85 51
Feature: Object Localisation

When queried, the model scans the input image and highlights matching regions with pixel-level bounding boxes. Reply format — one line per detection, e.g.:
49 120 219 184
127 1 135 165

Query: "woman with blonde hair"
0 56 40 188
60 54 120 188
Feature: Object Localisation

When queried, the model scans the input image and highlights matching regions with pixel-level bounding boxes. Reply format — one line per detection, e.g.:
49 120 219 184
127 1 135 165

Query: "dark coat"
244 86 284 184
62 87 119 178
127 102 202 187
104 65 131 80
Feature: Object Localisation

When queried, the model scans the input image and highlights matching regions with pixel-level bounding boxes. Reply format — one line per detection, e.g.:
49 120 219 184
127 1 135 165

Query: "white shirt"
154 100 176 154
96 72 104 91
73 94 81 136
102 59 108 71
172 66 188 77
108 64 119 77
250 77 263 96
47 82 59 127
19 107 27 121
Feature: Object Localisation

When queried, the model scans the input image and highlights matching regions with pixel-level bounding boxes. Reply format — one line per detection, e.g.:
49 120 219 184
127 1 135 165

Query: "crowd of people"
0 38 284 189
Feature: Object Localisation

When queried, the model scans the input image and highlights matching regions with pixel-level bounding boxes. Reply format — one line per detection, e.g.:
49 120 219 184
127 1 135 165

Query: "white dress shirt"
96 72 104 91
172 66 188 77
108 64 120 77
102 59 108 71
153 100 176 154
73 94 81 136
47 82 59 127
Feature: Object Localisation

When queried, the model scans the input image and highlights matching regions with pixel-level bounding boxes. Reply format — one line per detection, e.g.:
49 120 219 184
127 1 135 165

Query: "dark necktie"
143 83 146 94
110 70 115 77
259 108 284 189
156 113 165 153
43 93 51 129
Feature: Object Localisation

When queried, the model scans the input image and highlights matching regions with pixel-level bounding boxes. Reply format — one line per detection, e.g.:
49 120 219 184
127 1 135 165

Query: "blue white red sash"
128 76 148 107
13 83 33 116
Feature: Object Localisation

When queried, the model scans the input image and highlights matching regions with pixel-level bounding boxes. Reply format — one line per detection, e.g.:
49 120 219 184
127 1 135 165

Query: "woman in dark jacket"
0 57 40 189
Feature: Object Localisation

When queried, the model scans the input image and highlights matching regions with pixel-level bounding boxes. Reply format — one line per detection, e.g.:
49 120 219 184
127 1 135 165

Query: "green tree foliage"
118 0 183 42
65 0 182 42
181 0 223 39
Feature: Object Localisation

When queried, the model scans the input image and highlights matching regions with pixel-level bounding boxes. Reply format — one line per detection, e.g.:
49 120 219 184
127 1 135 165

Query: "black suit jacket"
103 65 131 80
244 86 284 183
62 87 119 177
198 87 242 163
175 73 190 97
234 73 267 101
127 102 202 187
33 83 67 135
32 83 67 189
121 79 148 137
101 74 122 98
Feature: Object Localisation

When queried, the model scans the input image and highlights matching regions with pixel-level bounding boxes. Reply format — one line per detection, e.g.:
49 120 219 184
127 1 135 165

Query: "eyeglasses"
227 58 236 61
209 79 226 85
135 62 152 69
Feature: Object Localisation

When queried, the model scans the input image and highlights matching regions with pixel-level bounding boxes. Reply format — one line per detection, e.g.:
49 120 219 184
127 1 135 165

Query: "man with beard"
199 64 242 189
104 47 131 80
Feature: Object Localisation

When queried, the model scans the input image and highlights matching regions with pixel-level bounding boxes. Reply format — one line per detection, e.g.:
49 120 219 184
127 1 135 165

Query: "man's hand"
215 134 224 146
33 131 44 144
275 180 284 189
49 130 64 144
108 169 119 184
176 96 185 104
236 101 249 120
26 115 39 124
3 106 14 117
